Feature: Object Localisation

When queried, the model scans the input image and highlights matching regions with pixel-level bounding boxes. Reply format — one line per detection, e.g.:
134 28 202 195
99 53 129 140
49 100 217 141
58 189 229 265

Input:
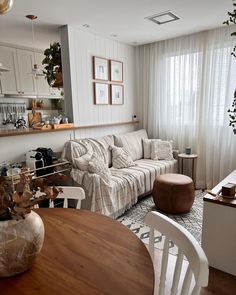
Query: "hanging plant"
42 42 63 88
224 0 236 133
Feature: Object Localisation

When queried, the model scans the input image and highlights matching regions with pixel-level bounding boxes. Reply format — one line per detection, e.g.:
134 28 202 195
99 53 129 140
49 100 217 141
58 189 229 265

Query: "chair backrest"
145 211 209 295
49 186 85 209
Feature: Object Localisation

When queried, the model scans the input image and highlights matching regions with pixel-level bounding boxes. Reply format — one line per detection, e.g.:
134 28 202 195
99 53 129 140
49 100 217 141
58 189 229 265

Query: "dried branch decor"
0 168 65 221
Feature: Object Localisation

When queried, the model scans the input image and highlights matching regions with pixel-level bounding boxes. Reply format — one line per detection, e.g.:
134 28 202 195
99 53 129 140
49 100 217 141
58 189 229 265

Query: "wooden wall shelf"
0 120 140 138
76 120 139 129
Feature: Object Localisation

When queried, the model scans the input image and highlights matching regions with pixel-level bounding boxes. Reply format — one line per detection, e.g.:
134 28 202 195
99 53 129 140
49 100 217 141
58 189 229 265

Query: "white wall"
0 131 73 163
61 26 139 140
0 24 59 51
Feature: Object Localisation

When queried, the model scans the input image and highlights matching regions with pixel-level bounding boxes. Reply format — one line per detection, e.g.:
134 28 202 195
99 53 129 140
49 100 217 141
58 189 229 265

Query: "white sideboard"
202 169 236 276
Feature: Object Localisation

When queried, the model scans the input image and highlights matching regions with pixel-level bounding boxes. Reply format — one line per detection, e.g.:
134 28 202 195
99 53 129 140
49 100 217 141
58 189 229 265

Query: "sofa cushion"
151 140 174 161
110 145 136 169
134 159 178 191
114 129 148 161
88 153 111 184
143 139 162 159
74 144 93 171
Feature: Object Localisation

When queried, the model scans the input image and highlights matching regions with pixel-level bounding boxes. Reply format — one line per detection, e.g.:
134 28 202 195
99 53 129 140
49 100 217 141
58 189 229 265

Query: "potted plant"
0 169 64 277
224 0 236 133
42 42 63 88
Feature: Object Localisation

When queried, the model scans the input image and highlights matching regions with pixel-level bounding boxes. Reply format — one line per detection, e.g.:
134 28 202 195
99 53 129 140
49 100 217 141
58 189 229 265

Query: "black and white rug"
117 190 204 254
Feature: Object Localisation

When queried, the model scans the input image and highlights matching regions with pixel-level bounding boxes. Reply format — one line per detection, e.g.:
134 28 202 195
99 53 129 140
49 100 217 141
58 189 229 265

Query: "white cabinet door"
35 52 51 96
16 49 37 95
0 46 20 94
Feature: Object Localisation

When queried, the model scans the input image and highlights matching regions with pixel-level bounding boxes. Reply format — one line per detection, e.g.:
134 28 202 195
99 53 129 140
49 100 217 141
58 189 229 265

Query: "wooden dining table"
0 208 154 295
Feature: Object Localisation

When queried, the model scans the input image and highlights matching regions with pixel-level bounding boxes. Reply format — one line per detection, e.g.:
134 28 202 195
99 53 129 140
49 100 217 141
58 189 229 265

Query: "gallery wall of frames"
93 56 124 105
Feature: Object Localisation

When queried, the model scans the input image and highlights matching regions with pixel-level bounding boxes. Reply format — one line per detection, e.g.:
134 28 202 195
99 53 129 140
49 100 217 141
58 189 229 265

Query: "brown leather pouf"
152 173 195 214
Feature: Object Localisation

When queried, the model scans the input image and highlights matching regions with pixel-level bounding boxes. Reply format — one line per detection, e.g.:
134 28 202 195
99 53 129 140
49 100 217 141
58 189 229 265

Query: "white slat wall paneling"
60 26 138 140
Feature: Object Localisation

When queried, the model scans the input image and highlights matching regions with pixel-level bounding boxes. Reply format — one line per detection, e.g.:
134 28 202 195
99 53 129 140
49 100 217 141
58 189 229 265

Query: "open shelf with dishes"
0 97 65 130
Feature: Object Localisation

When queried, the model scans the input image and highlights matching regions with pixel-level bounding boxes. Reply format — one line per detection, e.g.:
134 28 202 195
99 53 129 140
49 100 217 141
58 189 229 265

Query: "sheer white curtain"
138 26 236 188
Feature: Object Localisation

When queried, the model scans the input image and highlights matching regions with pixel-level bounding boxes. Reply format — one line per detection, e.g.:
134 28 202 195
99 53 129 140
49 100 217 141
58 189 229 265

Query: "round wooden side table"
178 153 198 187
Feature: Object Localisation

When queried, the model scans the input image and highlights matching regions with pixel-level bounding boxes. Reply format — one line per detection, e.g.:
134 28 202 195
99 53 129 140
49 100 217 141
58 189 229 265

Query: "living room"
0 0 236 294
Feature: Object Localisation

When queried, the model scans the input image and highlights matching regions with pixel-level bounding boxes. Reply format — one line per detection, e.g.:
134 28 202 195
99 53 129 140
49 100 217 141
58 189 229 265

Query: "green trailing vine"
42 42 62 87
224 0 236 133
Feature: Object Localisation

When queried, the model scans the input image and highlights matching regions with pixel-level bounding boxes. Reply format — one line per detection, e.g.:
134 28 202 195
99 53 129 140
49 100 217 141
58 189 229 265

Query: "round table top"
178 153 198 159
1 208 154 295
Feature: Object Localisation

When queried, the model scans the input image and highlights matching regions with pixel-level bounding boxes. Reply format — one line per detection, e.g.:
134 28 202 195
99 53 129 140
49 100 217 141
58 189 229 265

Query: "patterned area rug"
117 190 204 254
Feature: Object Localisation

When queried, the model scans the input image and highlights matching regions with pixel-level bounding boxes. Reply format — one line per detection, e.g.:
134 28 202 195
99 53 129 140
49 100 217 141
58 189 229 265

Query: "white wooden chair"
49 186 85 209
34 186 85 209
144 211 209 295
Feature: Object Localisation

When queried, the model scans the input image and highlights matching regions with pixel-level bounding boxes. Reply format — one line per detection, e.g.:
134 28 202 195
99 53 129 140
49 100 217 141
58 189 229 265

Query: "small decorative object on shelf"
30 98 37 109
36 100 44 109
0 164 68 277
221 183 236 198
53 123 74 129
185 147 191 155
14 117 27 129
28 110 42 127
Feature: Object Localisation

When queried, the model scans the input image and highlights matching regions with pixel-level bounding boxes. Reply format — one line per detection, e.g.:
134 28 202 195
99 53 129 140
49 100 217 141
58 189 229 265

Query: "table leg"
181 158 184 174
192 159 195 188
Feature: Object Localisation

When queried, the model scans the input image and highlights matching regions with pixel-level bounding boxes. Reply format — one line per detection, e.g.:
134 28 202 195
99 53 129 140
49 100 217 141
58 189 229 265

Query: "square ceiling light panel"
145 11 180 25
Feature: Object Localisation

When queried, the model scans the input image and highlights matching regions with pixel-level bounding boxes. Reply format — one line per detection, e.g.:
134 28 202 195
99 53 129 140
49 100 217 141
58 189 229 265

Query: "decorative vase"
52 71 63 88
0 211 45 277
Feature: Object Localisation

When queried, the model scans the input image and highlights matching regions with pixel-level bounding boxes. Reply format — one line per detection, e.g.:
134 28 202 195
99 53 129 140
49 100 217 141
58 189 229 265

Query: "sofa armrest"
172 149 179 160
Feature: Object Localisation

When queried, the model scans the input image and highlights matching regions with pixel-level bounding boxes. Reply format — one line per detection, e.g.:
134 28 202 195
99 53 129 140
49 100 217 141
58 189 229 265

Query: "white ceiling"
0 0 232 48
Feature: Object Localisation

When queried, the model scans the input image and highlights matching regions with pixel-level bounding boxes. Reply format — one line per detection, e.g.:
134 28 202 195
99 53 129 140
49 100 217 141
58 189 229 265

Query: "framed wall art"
93 56 109 81
111 84 124 105
110 60 123 83
94 82 109 105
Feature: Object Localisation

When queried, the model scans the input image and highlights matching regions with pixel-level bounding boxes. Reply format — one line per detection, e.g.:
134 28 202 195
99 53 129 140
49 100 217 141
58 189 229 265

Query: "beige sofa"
62 129 178 218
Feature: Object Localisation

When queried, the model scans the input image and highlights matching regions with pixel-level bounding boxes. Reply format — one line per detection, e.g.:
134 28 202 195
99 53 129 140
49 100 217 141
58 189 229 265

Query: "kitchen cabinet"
0 45 62 98
0 45 19 94
16 49 37 95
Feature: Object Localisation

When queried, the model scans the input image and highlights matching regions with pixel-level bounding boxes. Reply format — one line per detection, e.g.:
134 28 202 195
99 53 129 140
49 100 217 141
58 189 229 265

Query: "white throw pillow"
74 152 92 171
143 139 162 159
114 129 148 161
73 143 93 171
110 145 136 169
88 153 111 184
151 140 174 161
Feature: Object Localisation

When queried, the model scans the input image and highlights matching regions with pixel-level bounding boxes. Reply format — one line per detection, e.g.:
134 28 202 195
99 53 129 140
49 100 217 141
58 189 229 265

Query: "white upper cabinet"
35 52 51 96
16 49 37 95
0 45 19 94
0 45 62 98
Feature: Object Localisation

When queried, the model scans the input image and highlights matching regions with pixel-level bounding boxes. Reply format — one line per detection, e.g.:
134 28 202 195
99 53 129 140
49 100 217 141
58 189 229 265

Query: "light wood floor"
149 245 236 294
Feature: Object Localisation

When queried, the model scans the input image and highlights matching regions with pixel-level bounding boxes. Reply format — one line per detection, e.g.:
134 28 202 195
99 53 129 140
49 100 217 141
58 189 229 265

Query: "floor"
150 246 236 295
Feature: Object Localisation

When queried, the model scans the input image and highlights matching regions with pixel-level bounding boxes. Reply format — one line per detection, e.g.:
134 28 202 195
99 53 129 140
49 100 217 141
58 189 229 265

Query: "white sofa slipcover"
61 129 178 218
